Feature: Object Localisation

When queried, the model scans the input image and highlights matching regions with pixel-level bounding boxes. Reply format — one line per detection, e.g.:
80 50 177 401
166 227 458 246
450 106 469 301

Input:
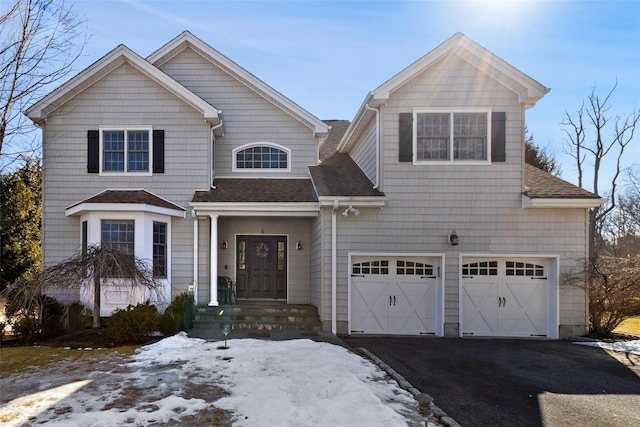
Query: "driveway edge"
357 347 462 427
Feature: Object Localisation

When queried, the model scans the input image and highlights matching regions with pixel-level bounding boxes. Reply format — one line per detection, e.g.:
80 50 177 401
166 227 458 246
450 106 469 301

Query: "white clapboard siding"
42 62 210 302
319 54 588 335
157 47 318 178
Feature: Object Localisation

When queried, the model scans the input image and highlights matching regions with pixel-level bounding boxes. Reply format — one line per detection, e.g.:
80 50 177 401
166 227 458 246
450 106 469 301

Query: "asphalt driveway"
341 337 640 427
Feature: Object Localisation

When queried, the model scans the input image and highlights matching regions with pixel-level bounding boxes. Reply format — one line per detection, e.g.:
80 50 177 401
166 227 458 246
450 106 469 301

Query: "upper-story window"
101 128 152 173
233 143 290 172
414 110 491 164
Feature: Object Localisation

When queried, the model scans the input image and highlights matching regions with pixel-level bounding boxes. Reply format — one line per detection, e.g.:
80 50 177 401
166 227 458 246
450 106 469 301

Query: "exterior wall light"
448 230 459 246
222 240 228 249
296 241 303 250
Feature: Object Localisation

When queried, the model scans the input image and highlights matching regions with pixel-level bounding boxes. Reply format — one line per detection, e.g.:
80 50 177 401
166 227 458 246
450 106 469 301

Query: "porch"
189 301 323 341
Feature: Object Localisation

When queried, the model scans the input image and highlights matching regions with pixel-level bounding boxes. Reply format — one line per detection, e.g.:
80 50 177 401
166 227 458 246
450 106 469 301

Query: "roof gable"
147 31 329 138
373 32 549 108
26 44 220 127
338 33 549 153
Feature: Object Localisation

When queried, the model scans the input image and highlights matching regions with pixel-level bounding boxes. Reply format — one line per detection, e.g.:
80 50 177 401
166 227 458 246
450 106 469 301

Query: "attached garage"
349 254 444 336
460 256 559 339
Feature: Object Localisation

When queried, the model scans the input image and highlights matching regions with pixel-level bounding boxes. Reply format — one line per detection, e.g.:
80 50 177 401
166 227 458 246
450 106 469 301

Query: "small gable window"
413 109 491 164
233 143 290 172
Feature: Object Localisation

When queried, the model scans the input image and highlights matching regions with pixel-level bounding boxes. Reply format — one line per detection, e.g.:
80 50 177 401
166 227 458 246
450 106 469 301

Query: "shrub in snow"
159 291 194 336
107 302 160 344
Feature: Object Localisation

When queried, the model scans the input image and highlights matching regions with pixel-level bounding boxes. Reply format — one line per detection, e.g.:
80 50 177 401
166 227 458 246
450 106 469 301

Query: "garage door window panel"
352 260 389 275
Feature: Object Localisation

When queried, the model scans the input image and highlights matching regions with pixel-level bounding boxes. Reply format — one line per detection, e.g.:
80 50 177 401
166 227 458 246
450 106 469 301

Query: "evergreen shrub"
159 291 194 336
107 302 160 345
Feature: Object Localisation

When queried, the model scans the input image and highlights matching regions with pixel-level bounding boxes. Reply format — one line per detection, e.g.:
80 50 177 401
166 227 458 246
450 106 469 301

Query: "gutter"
210 118 224 188
364 103 380 189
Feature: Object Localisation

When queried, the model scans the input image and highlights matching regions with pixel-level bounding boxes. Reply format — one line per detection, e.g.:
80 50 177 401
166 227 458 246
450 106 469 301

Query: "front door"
235 235 287 299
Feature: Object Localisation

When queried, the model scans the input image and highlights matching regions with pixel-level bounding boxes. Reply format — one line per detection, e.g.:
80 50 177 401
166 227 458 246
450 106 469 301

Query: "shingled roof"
309 153 385 197
192 179 317 203
320 120 350 161
67 189 185 211
523 164 600 199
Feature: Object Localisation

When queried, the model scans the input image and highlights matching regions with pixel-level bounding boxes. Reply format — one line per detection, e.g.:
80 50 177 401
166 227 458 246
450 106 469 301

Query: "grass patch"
0 345 138 379
614 316 640 337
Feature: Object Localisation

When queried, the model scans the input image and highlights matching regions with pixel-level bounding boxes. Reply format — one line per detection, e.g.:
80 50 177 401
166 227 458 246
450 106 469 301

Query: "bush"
107 302 160 345
159 292 194 336
6 295 64 341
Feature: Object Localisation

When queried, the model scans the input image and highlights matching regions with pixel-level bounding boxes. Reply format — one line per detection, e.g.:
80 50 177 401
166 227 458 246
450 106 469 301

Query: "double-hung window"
101 220 135 254
101 219 135 278
153 221 167 279
102 129 151 173
414 110 491 163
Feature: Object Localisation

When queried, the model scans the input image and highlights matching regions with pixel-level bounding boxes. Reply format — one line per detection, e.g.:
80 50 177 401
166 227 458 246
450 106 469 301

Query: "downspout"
365 103 380 189
331 200 338 334
210 119 224 188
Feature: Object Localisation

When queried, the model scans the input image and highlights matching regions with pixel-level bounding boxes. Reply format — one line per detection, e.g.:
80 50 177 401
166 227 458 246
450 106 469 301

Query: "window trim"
99 127 154 176
412 108 492 165
152 221 168 279
232 142 291 173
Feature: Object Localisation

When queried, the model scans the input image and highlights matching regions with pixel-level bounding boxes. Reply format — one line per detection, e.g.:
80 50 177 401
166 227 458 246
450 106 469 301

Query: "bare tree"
2 244 162 330
562 81 640 258
0 0 87 169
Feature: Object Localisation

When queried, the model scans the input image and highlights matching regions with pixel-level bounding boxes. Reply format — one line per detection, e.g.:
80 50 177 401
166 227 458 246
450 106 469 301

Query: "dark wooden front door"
235 235 287 299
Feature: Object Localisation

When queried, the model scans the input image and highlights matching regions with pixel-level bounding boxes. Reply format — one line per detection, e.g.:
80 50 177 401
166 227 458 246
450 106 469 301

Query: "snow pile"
133 334 423 426
574 339 640 355
1 333 426 427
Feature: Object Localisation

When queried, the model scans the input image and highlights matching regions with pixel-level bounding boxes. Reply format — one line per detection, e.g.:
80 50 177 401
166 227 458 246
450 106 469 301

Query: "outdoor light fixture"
296 241 303 250
448 230 459 246
221 240 228 249
342 206 360 217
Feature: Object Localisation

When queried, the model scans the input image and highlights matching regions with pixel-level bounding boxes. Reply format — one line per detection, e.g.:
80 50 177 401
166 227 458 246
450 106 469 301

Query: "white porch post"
192 214 199 305
208 214 219 306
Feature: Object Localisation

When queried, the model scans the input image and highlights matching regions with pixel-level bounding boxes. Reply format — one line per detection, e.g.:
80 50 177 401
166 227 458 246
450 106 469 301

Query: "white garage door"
461 258 548 337
351 257 439 335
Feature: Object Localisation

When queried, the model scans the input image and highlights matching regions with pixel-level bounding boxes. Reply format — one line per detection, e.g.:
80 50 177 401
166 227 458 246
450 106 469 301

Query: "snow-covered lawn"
0 333 428 427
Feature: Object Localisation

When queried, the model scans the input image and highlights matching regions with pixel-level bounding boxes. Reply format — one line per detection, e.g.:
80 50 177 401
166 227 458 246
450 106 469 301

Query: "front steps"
189 302 323 340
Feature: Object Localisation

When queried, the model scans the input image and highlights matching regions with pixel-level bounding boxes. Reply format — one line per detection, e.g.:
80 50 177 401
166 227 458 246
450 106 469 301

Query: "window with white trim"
414 110 490 163
102 128 151 173
233 143 290 171
101 219 135 278
153 221 167 278
101 219 135 254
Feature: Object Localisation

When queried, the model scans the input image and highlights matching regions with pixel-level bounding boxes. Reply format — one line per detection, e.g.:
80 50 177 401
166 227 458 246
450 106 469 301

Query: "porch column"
192 214 199 305
208 214 219 306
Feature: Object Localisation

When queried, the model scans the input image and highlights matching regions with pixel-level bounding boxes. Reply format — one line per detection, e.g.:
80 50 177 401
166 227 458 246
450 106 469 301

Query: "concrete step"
189 303 323 338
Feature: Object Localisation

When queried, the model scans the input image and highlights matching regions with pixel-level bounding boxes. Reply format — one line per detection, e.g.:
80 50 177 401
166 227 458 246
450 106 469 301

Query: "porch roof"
193 179 317 203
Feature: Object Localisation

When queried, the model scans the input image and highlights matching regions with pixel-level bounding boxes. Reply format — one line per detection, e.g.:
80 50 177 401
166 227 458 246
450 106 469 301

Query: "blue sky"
68 0 639 190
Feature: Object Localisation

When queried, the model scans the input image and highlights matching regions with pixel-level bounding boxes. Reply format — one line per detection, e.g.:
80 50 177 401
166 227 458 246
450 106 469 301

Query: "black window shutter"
399 113 413 162
491 112 506 162
87 130 99 173
153 130 165 173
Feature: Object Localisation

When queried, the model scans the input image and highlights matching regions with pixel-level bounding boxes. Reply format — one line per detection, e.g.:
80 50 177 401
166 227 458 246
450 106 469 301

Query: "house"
26 31 604 339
